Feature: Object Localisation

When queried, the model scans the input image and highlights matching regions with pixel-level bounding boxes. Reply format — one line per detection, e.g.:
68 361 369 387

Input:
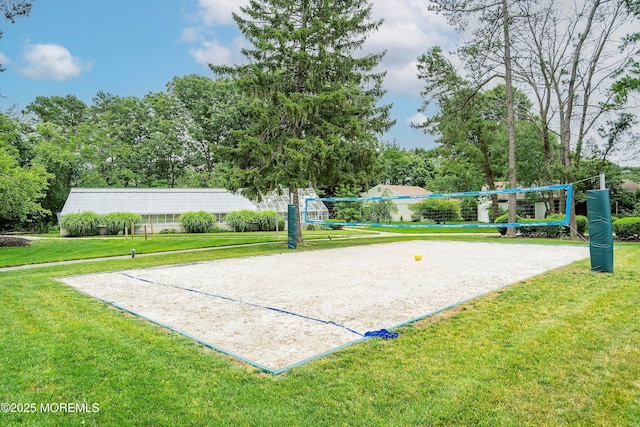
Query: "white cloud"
406 113 428 127
366 0 456 96
180 27 201 43
0 52 9 65
181 0 249 66
189 39 233 65
196 0 244 25
19 43 89 80
188 36 247 67
183 0 456 97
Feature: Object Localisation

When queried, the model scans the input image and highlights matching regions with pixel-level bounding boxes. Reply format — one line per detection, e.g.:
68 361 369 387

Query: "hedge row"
61 212 143 237
613 216 640 239
177 210 285 233
225 210 285 232
494 214 587 237
409 199 461 223
62 209 289 236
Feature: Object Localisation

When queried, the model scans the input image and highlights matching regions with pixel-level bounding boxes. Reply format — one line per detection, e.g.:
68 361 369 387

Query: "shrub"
364 191 398 223
103 212 143 235
159 228 178 234
326 220 344 230
494 213 524 236
305 223 332 231
28 221 51 234
333 200 364 223
459 198 478 222
534 214 565 238
179 211 216 233
496 213 588 238
226 210 256 232
254 210 285 231
613 217 640 239
61 212 101 237
409 199 461 223
208 224 227 233
544 214 588 237
576 215 588 235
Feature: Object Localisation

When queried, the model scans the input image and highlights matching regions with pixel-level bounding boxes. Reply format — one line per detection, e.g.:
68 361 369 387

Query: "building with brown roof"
360 184 431 221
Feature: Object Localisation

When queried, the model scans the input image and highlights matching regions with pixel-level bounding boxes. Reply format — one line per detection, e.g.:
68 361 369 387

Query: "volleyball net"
304 184 573 230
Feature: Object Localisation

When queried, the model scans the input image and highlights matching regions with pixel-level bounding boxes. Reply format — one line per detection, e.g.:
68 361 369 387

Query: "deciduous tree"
429 0 520 236
167 75 247 186
507 0 640 237
0 113 50 228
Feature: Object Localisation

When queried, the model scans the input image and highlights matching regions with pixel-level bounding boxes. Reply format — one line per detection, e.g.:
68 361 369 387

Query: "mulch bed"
0 236 31 247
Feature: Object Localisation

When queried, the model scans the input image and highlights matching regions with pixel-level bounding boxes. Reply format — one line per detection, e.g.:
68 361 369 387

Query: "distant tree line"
1 0 640 235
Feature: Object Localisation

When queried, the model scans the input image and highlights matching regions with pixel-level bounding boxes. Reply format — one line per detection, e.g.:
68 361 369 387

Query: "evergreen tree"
212 0 394 242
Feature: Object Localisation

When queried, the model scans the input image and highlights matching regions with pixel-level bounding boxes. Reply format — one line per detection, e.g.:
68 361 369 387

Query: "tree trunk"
503 0 518 237
480 146 500 220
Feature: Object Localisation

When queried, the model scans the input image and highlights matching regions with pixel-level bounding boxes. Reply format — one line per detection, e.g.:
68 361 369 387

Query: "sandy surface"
58 240 590 372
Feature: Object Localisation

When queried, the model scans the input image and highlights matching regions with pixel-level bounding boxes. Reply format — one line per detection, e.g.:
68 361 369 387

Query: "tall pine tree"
212 0 393 242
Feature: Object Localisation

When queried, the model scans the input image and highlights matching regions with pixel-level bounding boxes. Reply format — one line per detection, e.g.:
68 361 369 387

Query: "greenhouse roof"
256 188 328 214
60 188 258 216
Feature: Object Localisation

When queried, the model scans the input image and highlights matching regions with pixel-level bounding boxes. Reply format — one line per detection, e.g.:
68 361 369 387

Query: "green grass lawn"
0 237 638 425
0 229 366 267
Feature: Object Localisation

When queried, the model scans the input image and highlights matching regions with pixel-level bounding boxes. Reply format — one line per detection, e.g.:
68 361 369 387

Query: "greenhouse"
59 187 328 235
256 188 330 222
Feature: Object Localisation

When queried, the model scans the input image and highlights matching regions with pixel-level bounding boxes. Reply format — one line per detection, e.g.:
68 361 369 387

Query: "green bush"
305 223 332 231
495 213 588 238
159 228 178 234
61 212 101 237
459 198 478 222
576 215 588 235
334 200 365 223
226 210 256 232
542 214 588 237
103 212 143 235
364 191 398 224
226 210 285 232
254 210 285 231
209 224 227 233
532 214 564 238
613 217 640 239
179 211 217 233
494 213 525 236
409 199 461 223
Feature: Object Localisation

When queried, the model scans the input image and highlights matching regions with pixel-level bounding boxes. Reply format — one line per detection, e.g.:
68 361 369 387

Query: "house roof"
256 188 328 213
486 182 528 200
60 188 257 216
367 184 431 196
622 179 640 192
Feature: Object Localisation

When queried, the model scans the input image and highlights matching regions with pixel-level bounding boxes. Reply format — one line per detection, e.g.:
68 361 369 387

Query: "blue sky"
0 0 457 151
